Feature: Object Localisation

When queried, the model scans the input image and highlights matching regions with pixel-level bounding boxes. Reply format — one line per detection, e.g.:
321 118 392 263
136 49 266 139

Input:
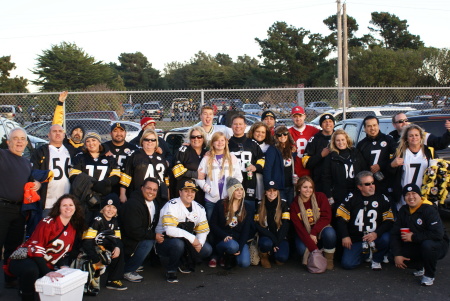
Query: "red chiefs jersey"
289 125 319 178
22 216 76 270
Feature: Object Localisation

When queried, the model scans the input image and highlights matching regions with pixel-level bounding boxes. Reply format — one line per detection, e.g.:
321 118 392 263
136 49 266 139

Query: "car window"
346 111 376 119
122 123 139 132
413 119 448 138
0 106 13 113
143 104 160 109
343 123 359 143
165 133 184 155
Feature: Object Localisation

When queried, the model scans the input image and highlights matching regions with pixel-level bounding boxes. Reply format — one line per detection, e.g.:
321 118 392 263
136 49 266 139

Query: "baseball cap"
261 110 277 121
180 180 198 191
291 106 305 115
111 122 126 132
140 117 156 130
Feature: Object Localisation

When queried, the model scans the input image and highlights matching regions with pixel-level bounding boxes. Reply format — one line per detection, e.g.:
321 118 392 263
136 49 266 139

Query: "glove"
92 179 111 195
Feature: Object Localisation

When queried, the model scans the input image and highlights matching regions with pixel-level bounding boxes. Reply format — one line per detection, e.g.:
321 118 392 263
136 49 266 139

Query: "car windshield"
143 104 160 109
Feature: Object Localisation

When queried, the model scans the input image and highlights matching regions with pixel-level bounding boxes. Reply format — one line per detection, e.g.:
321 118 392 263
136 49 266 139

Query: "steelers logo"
107 199 113 205
381 141 387 147
407 187 413 191
124 148 131 154
372 201 378 208
101 159 108 164
417 218 423 225
431 187 439 195
269 181 275 185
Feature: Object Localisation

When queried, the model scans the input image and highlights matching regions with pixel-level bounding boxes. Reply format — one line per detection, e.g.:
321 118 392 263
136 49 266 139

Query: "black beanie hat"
319 113 335 127
402 183 422 197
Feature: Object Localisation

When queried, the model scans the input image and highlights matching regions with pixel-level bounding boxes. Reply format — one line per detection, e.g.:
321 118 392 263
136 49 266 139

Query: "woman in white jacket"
197 132 243 220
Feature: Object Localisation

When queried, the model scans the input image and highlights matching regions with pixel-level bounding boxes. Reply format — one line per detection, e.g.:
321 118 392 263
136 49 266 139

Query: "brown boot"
324 251 334 270
259 252 271 268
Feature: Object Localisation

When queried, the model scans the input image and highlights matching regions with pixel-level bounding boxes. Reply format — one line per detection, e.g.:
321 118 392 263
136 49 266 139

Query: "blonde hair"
140 129 159 148
258 189 282 229
395 124 426 158
206 132 233 180
224 191 246 225
186 126 207 148
329 129 352 153
295 176 320 233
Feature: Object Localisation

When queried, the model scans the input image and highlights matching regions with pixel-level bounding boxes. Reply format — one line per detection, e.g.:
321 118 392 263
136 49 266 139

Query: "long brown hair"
274 126 295 160
49 194 86 233
295 176 320 232
258 189 282 229
206 132 233 180
223 190 246 225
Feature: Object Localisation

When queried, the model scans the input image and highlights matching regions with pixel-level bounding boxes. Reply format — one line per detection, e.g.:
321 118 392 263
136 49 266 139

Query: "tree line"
1 12 449 93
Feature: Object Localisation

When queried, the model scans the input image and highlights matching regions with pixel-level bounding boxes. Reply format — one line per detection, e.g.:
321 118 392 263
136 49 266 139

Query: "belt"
0 198 21 206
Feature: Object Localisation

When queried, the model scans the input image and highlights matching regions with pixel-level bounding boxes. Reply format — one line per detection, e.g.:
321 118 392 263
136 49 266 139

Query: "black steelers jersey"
103 141 138 167
120 149 169 191
69 152 121 181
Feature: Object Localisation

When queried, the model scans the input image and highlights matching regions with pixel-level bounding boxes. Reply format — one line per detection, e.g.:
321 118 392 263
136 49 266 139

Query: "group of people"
1 91 450 301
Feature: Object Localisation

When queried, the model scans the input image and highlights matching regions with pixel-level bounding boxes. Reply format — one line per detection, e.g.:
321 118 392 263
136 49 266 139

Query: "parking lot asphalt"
2 220 450 301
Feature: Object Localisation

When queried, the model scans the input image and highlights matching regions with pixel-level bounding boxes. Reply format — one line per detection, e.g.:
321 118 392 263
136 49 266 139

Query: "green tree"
32 42 124 91
323 14 375 49
0 56 28 93
255 21 331 86
369 12 424 50
418 47 450 86
111 52 164 90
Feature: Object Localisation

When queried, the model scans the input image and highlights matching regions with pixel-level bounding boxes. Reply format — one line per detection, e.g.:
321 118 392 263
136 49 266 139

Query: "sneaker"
421 275 434 286
208 258 217 268
106 280 128 291
166 272 178 283
383 256 389 264
124 272 143 283
371 261 382 271
178 265 192 274
414 268 425 277
136 266 144 273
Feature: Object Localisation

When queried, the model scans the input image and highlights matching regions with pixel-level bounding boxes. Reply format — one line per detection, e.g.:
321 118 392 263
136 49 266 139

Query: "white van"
309 106 416 126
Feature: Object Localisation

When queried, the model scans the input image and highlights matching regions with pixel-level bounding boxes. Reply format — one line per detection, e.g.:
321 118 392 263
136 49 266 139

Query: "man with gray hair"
31 124 72 216
336 171 394 271
0 128 40 288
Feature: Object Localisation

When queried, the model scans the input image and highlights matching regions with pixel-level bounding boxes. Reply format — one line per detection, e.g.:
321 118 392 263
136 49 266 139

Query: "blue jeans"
341 232 390 270
124 239 155 273
216 239 250 268
204 201 216 221
295 226 336 256
258 236 289 263
156 238 212 272
280 186 294 207
244 199 256 215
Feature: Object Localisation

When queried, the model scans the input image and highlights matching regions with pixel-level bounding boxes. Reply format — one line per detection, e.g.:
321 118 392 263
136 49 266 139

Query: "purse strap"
48 223 69 245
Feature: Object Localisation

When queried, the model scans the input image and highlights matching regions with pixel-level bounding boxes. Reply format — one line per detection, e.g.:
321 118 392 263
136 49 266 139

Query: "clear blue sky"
1 0 449 91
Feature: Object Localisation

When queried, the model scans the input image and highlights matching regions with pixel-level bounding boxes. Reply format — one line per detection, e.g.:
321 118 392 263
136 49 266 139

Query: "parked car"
304 101 333 118
0 117 46 159
0 105 25 124
141 102 163 120
309 106 416 126
65 111 119 121
242 104 262 115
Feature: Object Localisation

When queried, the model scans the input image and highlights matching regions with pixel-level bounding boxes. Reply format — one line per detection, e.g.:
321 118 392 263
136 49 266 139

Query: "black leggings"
9 258 44 295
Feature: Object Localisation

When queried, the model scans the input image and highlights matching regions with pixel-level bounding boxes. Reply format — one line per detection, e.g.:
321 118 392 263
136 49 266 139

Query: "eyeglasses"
361 182 375 186
143 138 157 142
276 132 289 137
190 135 203 139
395 119 409 124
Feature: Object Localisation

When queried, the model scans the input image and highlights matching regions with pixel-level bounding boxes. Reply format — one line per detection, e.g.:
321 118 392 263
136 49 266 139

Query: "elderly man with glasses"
336 171 394 270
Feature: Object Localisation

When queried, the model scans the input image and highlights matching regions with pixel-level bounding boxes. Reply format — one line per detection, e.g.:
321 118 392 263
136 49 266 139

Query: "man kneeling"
392 183 449 286
155 180 212 283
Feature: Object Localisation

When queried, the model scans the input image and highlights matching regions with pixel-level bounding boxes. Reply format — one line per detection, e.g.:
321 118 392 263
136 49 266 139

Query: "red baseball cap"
291 106 305 115
140 117 156 129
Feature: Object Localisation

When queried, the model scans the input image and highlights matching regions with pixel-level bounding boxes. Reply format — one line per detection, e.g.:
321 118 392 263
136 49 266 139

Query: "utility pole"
336 0 343 112
343 3 349 107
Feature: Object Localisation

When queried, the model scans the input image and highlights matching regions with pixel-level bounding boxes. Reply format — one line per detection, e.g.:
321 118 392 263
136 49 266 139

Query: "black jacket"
303 131 332 192
322 147 368 206
391 201 449 256
120 189 161 256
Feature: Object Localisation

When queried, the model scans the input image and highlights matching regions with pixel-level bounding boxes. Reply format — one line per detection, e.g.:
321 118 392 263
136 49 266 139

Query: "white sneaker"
383 256 389 264
413 268 425 277
371 261 382 271
421 275 434 286
124 272 143 283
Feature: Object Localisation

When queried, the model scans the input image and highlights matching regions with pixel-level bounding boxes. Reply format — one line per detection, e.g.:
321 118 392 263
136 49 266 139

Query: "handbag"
249 236 260 266
307 249 327 274
9 247 28 260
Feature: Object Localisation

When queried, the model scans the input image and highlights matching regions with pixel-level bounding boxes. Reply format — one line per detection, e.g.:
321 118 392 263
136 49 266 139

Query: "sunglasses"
361 182 375 186
276 132 289 137
143 138 157 142
395 119 408 124
190 135 203 139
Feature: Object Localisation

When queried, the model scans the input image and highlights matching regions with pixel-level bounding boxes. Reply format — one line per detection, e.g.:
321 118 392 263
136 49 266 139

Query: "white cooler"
35 268 88 301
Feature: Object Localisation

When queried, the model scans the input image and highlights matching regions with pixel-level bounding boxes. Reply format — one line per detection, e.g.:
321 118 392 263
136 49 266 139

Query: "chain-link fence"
1 87 449 139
